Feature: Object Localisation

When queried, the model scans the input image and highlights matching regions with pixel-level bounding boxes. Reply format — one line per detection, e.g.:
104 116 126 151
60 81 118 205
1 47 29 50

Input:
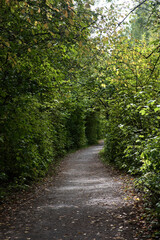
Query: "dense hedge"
102 36 160 226
0 93 102 195
0 0 103 199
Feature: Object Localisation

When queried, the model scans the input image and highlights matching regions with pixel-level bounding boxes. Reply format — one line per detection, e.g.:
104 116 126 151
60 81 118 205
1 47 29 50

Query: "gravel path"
0 142 142 240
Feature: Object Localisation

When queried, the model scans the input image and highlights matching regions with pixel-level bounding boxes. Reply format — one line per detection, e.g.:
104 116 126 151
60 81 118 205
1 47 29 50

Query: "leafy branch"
117 0 148 27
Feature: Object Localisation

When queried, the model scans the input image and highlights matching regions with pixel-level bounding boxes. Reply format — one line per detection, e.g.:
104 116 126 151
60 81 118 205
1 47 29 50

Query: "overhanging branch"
117 0 148 28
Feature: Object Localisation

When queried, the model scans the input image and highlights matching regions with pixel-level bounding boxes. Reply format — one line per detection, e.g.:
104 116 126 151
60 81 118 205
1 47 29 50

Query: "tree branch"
117 0 148 28
150 54 160 77
146 45 160 59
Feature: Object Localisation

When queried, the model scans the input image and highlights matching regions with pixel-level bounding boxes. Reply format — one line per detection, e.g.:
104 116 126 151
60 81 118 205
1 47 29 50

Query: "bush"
65 105 87 149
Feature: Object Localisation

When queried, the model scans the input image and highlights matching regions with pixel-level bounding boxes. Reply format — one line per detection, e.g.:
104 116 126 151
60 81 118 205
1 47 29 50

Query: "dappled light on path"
0 143 141 240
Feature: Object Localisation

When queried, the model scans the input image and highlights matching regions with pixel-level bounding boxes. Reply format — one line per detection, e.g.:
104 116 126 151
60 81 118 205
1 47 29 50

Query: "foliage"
0 0 103 199
99 0 160 228
65 105 87 149
1 0 160 233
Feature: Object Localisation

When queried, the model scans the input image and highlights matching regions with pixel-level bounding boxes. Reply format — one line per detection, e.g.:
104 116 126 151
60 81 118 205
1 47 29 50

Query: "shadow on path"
0 143 142 240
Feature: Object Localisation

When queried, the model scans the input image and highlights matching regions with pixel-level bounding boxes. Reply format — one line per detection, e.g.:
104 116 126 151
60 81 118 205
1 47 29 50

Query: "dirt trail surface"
0 142 144 240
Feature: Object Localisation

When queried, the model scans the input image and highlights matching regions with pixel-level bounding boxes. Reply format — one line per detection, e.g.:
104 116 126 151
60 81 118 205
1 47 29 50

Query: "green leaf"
139 109 146 115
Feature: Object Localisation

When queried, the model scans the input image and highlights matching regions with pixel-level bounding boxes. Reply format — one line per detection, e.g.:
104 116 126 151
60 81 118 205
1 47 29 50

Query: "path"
0 142 142 240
